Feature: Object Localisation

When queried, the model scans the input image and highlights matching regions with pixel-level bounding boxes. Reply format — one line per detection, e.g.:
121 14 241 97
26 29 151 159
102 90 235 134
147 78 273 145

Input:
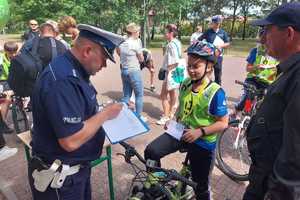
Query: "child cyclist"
144 41 228 200
233 29 278 116
0 41 18 133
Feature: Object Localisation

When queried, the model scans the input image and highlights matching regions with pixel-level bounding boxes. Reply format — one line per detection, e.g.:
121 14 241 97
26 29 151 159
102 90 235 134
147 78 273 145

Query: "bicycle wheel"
216 122 251 181
11 103 29 134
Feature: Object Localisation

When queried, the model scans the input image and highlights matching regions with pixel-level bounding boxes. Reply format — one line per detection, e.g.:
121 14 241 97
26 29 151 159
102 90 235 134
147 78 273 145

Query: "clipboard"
102 104 149 144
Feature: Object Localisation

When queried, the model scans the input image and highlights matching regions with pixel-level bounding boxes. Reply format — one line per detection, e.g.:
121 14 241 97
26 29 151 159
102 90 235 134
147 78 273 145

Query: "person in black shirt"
38 21 68 68
21 20 67 70
244 2 300 200
22 19 40 42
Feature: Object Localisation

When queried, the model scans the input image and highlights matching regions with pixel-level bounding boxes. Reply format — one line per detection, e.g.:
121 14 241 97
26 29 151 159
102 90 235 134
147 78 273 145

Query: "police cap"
78 24 124 63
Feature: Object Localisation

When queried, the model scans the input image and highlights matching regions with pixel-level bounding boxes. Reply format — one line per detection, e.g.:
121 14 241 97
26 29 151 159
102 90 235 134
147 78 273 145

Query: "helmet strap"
191 60 208 86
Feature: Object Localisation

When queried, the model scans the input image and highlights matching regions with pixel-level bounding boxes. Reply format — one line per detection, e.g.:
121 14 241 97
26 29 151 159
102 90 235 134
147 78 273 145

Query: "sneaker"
156 116 170 125
0 146 18 162
150 85 156 92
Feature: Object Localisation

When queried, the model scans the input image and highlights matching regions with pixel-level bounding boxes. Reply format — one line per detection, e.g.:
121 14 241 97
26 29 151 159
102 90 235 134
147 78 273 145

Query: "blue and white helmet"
187 41 219 63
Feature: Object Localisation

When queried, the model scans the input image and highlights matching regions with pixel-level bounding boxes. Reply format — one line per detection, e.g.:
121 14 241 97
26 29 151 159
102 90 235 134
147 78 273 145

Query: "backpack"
8 37 57 97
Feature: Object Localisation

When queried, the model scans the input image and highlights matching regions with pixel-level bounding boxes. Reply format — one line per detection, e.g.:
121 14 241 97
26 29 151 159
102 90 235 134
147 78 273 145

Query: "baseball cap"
211 15 222 24
78 24 124 63
250 2 300 31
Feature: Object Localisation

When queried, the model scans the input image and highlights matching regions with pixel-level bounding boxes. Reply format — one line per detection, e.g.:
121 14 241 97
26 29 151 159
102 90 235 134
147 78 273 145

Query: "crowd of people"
0 2 300 200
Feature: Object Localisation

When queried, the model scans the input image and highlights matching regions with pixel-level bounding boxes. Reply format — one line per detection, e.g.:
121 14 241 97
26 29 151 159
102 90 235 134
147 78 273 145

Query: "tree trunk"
230 0 238 40
230 15 237 40
242 16 247 40
151 22 155 40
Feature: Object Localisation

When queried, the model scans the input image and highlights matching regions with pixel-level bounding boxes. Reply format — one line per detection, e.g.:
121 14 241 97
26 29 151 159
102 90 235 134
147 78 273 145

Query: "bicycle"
118 141 197 200
216 80 265 181
11 95 31 134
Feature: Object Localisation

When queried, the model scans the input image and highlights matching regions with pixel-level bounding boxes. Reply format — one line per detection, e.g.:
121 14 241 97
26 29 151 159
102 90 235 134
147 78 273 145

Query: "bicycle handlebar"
235 80 256 91
119 141 146 164
235 80 265 97
119 141 197 189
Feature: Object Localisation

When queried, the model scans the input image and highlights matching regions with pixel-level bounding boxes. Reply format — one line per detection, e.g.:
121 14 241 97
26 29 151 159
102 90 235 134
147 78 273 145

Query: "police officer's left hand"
181 128 203 143
102 103 123 121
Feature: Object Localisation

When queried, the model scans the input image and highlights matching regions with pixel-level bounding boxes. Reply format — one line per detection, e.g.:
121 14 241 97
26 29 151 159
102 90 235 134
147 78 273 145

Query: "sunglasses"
30 24 38 26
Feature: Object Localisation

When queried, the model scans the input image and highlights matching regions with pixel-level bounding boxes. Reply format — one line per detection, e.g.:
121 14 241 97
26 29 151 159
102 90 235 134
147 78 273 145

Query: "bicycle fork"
233 116 250 149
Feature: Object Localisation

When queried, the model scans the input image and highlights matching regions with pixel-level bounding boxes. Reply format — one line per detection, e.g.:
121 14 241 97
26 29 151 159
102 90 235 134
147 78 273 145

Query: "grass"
0 33 256 57
0 34 22 41
149 35 256 57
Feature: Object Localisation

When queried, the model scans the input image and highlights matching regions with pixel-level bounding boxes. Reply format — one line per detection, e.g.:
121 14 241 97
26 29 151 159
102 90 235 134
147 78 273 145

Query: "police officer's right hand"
102 103 123 121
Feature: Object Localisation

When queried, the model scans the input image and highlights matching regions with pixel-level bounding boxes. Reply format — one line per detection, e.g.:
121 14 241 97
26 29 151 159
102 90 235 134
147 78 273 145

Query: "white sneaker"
140 116 148 123
0 146 18 162
156 116 170 125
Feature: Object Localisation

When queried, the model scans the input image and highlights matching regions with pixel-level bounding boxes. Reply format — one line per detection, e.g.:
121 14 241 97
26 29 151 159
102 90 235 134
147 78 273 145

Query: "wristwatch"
200 127 207 137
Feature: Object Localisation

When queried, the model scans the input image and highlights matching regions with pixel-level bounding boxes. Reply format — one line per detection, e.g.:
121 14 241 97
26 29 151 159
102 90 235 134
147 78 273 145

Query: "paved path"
0 50 248 200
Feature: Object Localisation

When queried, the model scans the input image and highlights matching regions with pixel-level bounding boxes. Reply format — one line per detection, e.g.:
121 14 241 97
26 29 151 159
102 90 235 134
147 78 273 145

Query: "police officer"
198 15 230 85
28 24 124 200
244 3 300 200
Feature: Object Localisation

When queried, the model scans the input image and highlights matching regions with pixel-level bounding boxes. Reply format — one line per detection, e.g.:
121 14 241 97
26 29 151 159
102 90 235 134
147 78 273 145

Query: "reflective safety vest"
177 78 221 150
0 53 10 81
247 46 279 85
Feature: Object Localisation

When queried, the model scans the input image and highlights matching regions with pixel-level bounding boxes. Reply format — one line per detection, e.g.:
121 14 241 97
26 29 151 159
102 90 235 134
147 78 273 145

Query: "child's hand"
181 129 202 143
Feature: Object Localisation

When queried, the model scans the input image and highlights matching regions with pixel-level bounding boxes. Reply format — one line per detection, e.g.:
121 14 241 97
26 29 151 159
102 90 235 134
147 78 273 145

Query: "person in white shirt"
190 25 203 45
156 24 182 125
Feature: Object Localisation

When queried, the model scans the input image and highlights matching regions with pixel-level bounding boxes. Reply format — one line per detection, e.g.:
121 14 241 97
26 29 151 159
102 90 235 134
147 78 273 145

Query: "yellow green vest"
177 78 220 146
247 46 278 84
0 53 10 81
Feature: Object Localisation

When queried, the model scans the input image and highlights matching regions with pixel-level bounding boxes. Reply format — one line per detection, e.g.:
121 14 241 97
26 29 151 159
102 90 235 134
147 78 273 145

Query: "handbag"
158 68 167 80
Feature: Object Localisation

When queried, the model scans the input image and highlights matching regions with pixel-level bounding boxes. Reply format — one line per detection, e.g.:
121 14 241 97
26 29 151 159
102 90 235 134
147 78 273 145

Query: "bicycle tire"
11 103 29 134
216 124 251 181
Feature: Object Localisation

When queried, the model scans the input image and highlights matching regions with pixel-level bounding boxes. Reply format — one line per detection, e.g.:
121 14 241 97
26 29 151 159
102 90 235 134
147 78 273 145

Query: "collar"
212 28 220 33
276 52 300 74
65 50 90 81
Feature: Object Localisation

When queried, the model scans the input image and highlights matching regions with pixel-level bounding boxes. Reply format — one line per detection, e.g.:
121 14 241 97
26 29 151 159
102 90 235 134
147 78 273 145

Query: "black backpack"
8 37 57 97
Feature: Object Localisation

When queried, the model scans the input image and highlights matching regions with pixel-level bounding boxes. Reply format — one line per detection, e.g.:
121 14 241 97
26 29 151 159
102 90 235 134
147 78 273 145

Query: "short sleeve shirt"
119 37 143 70
190 32 203 44
162 38 182 70
31 50 105 165
209 88 228 116
246 48 257 65
199 28 229 56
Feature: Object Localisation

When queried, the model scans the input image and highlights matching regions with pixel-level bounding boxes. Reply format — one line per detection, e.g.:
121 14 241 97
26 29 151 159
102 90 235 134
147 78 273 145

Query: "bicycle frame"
118 142 196 200
233 115 250 150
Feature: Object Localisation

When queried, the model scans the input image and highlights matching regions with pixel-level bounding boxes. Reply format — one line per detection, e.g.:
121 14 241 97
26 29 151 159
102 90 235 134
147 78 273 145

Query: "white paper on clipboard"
102 104 149 144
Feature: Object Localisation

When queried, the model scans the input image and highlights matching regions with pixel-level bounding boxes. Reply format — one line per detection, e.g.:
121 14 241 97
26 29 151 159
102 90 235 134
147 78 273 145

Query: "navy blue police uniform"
199 27 229 85
28 24 124 200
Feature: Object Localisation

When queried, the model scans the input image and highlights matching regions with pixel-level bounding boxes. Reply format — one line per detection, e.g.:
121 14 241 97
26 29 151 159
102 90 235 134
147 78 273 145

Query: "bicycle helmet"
187 41 219 64
186 41 219 85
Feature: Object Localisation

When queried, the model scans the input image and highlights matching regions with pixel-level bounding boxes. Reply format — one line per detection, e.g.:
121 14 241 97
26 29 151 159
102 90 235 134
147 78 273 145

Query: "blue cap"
251 2 300 31
211 15 222 24
77 24 124 63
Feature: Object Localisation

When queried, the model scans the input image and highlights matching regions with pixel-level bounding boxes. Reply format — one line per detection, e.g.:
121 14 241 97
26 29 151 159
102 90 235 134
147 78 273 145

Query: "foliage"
4 0 294 40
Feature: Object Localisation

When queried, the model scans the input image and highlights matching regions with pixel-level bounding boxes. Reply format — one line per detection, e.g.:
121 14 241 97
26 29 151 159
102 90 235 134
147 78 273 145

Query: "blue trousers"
121 68 144 117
